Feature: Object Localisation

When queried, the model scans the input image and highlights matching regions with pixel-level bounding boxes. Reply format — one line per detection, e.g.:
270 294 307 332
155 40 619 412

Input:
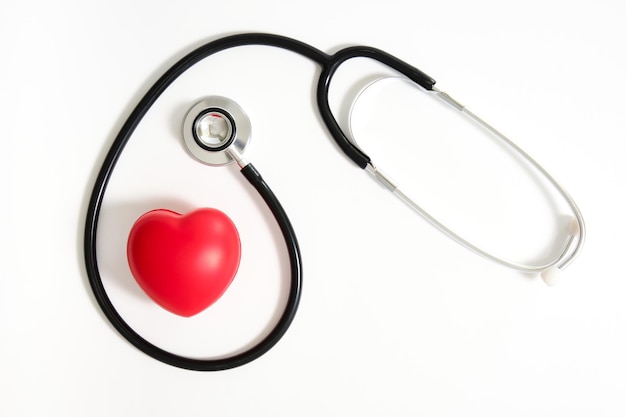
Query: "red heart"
127 208 241 317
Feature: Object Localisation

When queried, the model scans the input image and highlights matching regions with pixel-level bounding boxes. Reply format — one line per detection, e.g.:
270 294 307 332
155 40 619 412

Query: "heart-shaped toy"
127 208 241 317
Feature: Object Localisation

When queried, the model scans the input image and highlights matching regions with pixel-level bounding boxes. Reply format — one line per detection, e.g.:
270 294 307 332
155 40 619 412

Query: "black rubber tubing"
84 33 435 371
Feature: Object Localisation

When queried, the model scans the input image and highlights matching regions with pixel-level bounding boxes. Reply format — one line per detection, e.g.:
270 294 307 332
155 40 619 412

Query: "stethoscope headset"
84 33 585 371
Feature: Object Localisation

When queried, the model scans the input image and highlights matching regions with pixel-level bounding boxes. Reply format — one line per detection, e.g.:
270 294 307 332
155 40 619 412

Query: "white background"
1 0 625 416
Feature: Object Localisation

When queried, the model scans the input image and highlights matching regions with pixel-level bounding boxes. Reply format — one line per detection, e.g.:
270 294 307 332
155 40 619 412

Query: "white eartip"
569 218 580 235
541 267 561 287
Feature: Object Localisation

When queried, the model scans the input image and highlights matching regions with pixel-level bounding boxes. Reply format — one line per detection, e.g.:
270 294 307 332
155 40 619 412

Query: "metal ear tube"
346 76 585 285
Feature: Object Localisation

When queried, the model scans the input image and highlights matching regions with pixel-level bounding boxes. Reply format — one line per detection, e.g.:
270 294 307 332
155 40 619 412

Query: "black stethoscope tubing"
84 33 435 371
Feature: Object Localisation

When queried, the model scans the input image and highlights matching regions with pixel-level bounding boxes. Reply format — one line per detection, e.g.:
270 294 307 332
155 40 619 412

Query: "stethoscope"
84 33 585 371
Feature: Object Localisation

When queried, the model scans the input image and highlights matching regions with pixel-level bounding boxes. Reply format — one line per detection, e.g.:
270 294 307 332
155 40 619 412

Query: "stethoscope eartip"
541 267 562 287
569 217 581 235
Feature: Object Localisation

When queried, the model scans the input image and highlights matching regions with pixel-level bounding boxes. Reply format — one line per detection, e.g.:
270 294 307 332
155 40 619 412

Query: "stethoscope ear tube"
343 76 585 281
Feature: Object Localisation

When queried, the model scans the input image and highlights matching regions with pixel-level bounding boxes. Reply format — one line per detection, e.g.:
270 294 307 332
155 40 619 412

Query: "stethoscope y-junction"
84 33 585 371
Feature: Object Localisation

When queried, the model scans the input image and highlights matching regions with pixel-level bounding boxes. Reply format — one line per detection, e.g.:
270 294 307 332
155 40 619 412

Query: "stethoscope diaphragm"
182 96 252 166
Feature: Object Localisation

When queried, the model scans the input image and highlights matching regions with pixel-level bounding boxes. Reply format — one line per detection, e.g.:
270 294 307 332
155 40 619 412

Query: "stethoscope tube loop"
85 33 315 371
85 162 302 371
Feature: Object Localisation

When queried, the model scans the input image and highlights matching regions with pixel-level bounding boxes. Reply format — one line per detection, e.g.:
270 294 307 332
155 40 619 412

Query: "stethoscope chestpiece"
182 96 251 166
